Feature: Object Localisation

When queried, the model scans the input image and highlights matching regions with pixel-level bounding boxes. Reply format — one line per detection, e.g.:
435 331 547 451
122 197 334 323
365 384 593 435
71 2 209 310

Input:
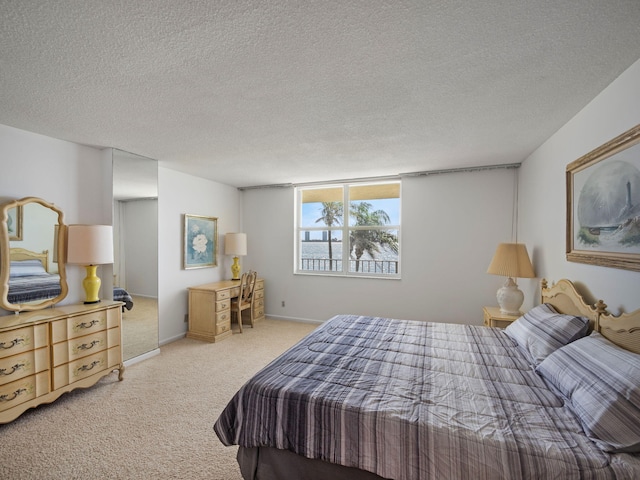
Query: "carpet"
122 295 159 361
0 318 319 479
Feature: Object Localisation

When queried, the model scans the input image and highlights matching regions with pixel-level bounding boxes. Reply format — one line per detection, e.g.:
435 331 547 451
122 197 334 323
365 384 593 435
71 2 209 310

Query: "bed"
214 279 640 480
8 247 134 310
113 286 134 311
8 247 63 304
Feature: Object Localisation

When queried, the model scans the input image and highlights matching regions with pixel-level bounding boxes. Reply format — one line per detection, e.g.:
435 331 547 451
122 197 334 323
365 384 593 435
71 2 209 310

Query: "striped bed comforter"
113 287 134 311
8 273 61 304
214 315 640 479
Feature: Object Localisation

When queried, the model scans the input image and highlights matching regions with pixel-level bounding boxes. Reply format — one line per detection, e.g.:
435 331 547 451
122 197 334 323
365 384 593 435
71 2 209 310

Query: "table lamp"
67 224 114 304
487 242 535 315
225 233 247 280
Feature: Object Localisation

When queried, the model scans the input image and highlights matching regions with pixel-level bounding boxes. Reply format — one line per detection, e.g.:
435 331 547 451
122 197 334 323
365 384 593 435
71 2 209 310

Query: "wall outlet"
281 301 285 307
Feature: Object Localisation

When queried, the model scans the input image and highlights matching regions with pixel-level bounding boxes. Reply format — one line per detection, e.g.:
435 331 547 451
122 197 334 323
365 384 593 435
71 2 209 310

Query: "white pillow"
9 259 48 277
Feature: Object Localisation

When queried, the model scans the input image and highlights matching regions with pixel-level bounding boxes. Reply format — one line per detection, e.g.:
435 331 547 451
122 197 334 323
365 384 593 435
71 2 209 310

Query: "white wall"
0 124 112 313
4 57 638 330
122 199 158 297
0 125 243 342
242 168 517 325
519 58 640 315
157 168 242 344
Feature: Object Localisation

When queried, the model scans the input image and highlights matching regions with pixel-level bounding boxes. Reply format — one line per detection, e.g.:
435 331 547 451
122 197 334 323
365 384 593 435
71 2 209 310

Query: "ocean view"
300 241 398 273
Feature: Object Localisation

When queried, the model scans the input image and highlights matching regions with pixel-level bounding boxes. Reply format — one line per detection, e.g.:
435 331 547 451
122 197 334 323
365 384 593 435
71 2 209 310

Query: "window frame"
295 180 401 279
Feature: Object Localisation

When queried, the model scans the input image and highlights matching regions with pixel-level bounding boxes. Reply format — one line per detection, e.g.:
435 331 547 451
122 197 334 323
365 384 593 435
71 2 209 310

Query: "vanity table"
187 279 265 342
0 197 123 424
0 301 124 424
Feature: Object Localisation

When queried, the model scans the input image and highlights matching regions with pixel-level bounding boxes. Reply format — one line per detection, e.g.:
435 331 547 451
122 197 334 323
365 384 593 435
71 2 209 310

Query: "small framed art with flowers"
183 214 218 269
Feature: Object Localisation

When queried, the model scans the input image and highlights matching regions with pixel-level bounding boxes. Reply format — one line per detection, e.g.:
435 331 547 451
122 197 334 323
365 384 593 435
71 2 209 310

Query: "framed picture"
183 214 218 269
8 205 22 241
566 123 640 272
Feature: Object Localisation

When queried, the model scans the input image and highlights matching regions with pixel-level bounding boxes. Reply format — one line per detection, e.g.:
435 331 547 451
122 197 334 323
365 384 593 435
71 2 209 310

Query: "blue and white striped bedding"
7 273 61 304
504 303 589 365
9 275 134 311
113 287 134 310
214 314 640 479
536 332 640 454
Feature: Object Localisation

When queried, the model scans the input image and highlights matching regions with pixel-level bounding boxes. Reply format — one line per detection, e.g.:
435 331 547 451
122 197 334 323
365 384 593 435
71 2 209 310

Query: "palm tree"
315 201 343 270
349 202 399 272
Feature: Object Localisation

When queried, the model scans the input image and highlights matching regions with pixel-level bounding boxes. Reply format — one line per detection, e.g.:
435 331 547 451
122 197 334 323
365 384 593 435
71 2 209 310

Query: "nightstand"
483 306 520 328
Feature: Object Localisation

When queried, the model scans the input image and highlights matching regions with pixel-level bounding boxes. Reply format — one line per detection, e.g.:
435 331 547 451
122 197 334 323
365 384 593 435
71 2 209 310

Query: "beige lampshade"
487 243 535 278
225 233 247 256
67 225 114 265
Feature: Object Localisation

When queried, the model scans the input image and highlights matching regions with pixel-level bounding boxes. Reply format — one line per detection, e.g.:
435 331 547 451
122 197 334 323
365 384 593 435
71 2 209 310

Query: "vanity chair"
230 271 257 333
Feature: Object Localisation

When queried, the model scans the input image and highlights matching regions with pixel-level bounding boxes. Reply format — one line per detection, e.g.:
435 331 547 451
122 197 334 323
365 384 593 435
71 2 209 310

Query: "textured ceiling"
1 1 640 188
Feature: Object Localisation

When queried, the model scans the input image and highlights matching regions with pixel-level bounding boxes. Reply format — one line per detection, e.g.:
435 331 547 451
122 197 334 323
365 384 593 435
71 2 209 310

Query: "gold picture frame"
566 123 640 271
8 205 22 241
183 214 218 269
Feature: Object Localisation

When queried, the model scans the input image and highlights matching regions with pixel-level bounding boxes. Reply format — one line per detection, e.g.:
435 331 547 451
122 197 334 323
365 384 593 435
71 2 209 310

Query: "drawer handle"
0 338 25 350
76 319 99 330
77 360 101 373
0 388 27 403
220 314 228 320
77 340 100 351
0 362 26 376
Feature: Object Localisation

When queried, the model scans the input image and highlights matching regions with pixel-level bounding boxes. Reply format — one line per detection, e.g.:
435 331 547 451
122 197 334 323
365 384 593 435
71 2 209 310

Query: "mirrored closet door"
112 149 159 361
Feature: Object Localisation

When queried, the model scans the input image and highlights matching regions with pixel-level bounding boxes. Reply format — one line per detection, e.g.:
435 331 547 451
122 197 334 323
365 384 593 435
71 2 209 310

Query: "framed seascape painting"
8 205 22 241
566 124 640 272
183 214 218 269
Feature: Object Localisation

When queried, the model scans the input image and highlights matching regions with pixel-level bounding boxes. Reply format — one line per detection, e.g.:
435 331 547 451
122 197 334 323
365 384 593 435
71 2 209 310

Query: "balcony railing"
300 258 398 274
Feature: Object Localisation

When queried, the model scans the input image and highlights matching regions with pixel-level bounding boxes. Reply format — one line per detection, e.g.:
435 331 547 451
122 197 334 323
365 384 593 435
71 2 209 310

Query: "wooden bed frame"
541 278 640 355
9 247 50 272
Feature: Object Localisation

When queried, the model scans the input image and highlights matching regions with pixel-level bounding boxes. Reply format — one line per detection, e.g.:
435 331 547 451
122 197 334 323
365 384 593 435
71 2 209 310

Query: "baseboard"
265 314 324 324
160 332 187 346
130 294 158 299
124 348 161 367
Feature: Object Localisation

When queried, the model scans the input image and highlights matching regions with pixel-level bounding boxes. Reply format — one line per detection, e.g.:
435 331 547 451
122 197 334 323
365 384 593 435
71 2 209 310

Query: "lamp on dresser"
225 233 247 281
67 224 114 304
487 242 535 315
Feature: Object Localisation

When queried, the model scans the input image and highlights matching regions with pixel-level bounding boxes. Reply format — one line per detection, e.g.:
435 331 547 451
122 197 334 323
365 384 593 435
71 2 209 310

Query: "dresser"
0 301 124 424
187 279 265 343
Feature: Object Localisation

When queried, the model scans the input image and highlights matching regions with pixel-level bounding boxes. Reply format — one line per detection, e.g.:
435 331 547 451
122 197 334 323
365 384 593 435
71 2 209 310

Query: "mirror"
0 197 68 312
112 150 159 361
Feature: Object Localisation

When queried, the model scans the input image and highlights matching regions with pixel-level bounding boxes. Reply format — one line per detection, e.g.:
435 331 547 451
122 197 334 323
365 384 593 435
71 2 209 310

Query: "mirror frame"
0 196 68 312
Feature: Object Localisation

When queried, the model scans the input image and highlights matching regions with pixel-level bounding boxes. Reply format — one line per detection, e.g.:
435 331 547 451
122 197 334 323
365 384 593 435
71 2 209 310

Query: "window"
295 181 401 278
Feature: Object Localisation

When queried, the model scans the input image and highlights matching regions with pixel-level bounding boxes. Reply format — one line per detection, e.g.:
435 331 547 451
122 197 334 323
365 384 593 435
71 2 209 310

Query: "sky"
301 198 400 238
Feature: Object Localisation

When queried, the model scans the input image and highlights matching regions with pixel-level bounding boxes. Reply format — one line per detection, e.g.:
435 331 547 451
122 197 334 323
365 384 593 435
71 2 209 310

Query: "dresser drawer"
52 346 121 390
0 324 48 361
253 298 265 319
254 289 264 300
216 299 230 311
0 371 49 413
216 290 231 301
216 310 230 323
0 347 49 386
52 328 121 367
51 310 114 343
216 320 231 335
